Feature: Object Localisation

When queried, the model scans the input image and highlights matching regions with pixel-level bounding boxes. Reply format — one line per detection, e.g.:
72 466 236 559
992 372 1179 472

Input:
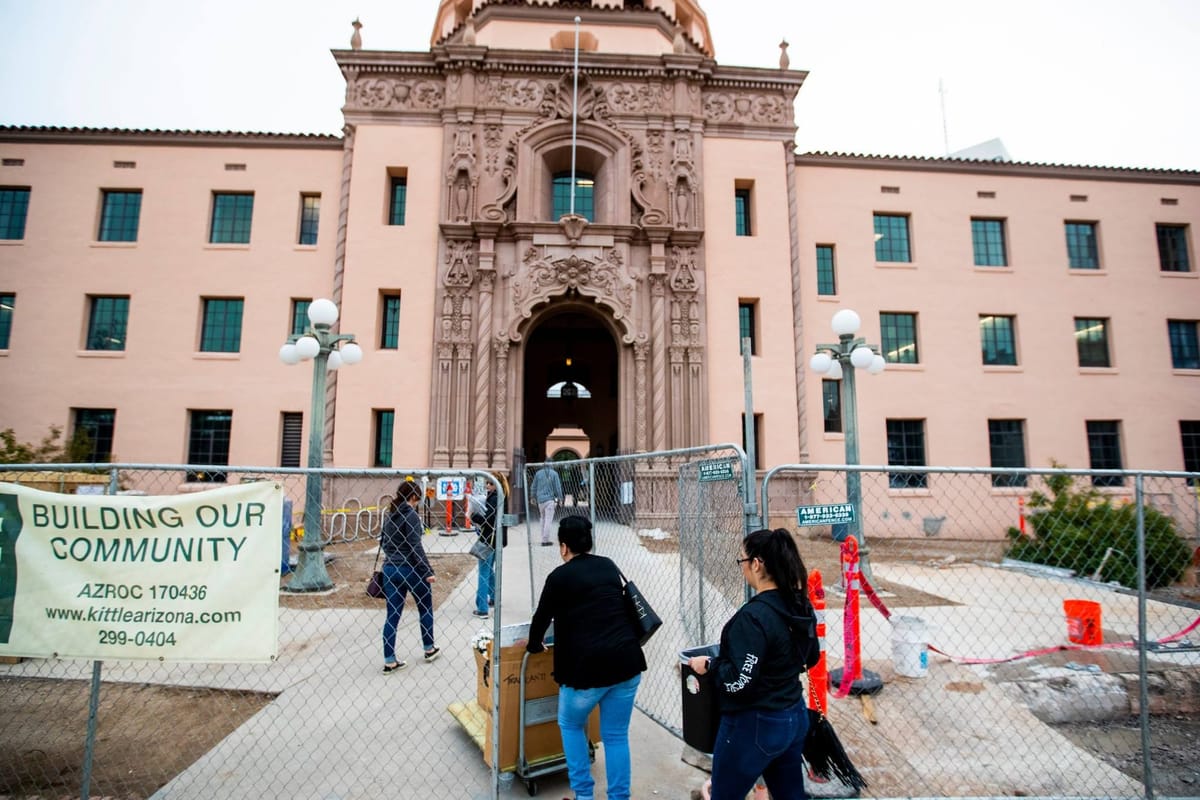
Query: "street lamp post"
810 308 885 581
278 298 363 592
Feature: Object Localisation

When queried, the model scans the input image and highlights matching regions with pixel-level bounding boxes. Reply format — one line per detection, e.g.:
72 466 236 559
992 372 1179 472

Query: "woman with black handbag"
380 481 439 673
687 528 817 800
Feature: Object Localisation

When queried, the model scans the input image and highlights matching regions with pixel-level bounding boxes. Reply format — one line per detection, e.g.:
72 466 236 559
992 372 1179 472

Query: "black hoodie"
710 589 814 713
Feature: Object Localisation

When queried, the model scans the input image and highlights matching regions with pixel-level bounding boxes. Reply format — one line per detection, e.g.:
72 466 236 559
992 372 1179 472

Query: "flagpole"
569 15 580 218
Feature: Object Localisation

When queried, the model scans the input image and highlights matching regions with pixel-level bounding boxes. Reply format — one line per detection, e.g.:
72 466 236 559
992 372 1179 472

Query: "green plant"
1004 462 1190 589
0 425 96 465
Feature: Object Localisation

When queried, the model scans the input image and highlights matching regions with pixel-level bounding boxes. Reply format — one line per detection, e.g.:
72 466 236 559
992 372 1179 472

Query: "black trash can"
680 644 721 753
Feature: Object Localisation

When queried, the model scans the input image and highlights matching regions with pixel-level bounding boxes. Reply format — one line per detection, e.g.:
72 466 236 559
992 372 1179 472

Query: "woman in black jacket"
470 473 508 617
527 515 646 800
380 481 439 673
687 528 815 800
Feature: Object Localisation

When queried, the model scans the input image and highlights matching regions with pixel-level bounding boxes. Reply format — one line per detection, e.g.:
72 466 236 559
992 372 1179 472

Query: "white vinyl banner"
0 481 281 663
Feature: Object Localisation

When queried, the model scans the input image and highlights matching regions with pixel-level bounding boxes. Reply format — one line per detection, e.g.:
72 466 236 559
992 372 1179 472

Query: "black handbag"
618 569 662 645
366 539 384 599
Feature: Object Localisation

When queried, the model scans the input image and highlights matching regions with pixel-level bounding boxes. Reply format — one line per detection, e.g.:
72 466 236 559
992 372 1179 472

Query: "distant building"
1 0 1197 494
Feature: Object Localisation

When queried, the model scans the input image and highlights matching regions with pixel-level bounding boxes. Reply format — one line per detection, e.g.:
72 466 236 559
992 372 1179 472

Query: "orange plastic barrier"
1063 599 1102 645
807 569 828 715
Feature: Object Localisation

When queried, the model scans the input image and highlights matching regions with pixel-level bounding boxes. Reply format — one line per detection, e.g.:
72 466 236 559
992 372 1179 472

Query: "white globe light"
295 335 320 360
868 354 886 374
326 350 343 370
830 308 861 337
850 346 875 369
809 352 833 374
307 298 339 327
278 343 301 365
339 342 364 365
826 360 843 380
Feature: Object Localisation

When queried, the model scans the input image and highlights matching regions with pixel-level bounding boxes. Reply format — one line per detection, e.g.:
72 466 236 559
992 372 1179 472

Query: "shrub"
1004 466 1190 590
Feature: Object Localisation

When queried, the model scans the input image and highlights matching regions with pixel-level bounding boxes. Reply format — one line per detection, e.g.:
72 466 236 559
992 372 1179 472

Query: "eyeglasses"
735 556 753 566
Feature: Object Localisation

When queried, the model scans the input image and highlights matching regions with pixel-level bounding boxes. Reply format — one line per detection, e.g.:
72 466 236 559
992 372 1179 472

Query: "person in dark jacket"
687 528 815 800
380 481 439 673
527 515 647 800
470 473 508 618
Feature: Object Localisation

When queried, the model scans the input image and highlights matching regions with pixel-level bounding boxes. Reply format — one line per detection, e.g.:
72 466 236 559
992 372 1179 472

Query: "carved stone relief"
509 246 638 340
353 77 445 110
702 91 788 125
445 124 478 222
606 81 673 114
669 246 698 293
444 240 476 288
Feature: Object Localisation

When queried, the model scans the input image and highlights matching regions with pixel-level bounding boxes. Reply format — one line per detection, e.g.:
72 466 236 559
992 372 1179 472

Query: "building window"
552 172 594 221
298 194 320 245
816 245 837 295
738 300 757 355
1156 224 1190 272
280 412 303 468
741 412 763 470
1181 421 1200 477
0 293 13 349
291 299 311 337
380 293 402 349
210 193 253 244
1086 420 1124 487
734 187 752 236
200 298 244 353
1074 317 1111 368
98 190 142 242
86 295 130 351
886 419 927 489
73 408 115 463
988 419 1026 487
374 409 395 467
187 410 232 482
822 380 842 434
0 187 30 240
874 213 911 262
971 218 1007 267
389 176 408 225
1065 221 1099 269
880 312 919 364
979 315 1017 366
1168 320 1200 369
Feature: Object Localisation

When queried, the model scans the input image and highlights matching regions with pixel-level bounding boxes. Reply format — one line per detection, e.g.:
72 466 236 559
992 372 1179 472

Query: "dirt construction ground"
2 536 1198 798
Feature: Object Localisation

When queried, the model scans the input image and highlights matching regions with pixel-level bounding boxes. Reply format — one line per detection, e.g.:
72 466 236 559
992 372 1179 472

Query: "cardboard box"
474 642 599 770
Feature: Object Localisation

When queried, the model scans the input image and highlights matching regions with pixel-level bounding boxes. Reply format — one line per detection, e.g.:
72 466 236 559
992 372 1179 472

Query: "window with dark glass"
187 410 232 482
1065 221 1099 269
822 380 842 433
874 213 911 262
979 315 1017 366
741 412 763 470
816 245 837 295
73 408 115 463
971 218 1007 267
880 312 919 363
280 412 303 468
210 193 253 244
552 172 594 221
734 188 752 236
0 293 13 349
98 190 142 242
988 419 1026 487
380 293 401 349
0 187 30 240
886 419 927 489
291 299 311 337
389 176 407 225
374 409 395 467
1156 224 1190 272
738 301 757 355
200 298 244 353
1168 320 1200 369
1086 420 1124 486
1181 421 1200 479
86 296 129 351
298 194 320 245
1074 317 1111 367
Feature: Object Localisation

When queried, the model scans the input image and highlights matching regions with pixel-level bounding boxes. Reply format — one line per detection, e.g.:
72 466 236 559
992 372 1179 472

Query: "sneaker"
423 647 441 663
488 598 494 607
382 661 407 674
472 610 490 618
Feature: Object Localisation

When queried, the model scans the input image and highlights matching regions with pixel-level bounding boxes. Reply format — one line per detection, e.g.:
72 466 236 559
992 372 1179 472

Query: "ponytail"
743 527 809 612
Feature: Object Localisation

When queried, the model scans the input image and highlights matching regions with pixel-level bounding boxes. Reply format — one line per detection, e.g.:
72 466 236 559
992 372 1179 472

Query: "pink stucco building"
1 0 1198 489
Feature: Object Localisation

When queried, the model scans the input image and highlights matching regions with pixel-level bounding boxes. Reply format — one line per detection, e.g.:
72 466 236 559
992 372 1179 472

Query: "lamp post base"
281 543 334 593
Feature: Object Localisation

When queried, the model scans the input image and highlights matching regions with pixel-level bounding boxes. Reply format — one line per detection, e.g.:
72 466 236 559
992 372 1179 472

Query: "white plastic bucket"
891 615 928 678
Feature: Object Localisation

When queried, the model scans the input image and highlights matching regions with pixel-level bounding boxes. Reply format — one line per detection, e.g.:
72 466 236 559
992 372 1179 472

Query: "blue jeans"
474 554 495 614
557 673 641 800
381 564 434 663
710 700 809 800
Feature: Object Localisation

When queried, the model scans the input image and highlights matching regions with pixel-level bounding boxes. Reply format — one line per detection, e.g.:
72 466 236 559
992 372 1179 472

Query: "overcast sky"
1 0 1197 171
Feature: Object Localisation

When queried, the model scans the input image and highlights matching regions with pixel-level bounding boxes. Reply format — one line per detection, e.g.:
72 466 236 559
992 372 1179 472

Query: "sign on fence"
795 502 855 527
697 459 736 482
0 481 281 663
435 477 467 501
